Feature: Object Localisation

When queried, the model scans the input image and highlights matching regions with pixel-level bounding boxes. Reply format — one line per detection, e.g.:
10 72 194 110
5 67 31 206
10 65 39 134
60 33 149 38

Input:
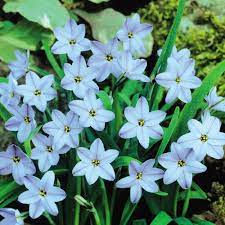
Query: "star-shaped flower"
0 77 20 108
72 138 119 185
61 55 99 98
16 72 57 112
119 97 166 149
158 142 207 189
43 110 83 149
117 13 153 55
116 159 164 203
0 145 36 185
8 50 29 80
69 92 115 131
0 208 24 225
178 111 225 161
117 51 150 82
18 171 66 219
87 38 121 82
51 19 90 60
155 57 201 103
5 104 36 143
205 87 225 112
31 134 70 172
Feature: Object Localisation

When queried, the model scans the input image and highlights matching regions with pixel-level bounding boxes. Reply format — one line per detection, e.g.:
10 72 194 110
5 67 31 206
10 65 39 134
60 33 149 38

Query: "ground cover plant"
0 0 225 225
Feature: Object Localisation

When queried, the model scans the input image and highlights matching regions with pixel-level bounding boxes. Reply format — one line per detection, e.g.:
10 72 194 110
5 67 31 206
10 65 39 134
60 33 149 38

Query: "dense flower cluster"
0 13 225 223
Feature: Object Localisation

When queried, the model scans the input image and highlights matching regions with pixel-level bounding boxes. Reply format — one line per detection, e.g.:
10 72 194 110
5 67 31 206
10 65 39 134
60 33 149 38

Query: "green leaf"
112 156 140 169
175 217 193 225
97 91 112 110
88 0 110 3
172 60 225 140
150 211 172 225
3 0 69 29
133 219 147 225
120 200 137 225
192 217 215 225
0 181 20 200
0 102 11 122
178 191 207 201
24 125 42 156
0 20 52 63
155 191 168 197
0 77 8 83
155 107 180 165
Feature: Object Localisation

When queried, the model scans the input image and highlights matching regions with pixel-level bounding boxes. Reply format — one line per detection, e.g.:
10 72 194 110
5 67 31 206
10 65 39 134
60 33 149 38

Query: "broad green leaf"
112 156 140 169
97 91 112 110
24 125 42 156
120 200 137 225
192 217 215 225
150 211 172 225
175 217 193 225
155 107 180 165
0 102 11 122
0 181 20 200
118 92 132 106
172 60 225 140
133 219 147 225
3 0 69 29
0 20 52 63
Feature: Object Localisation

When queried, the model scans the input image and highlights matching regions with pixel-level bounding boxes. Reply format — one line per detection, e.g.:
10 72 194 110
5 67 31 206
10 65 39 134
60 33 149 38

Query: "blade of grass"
119 200 137 225
0 103 11 122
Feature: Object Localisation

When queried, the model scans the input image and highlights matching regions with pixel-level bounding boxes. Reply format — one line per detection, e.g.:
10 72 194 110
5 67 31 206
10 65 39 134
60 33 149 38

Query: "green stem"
181 188 191 217
43 212 57 225
74 176 81 225
110 185 116 220
100 179 111 225
92 207 102 225
42 40 64 79
173 184 180 218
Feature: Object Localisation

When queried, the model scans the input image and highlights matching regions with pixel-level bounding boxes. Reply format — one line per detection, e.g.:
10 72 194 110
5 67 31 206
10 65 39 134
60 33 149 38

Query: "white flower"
116 159 164 203
119 97 166 149
72 138 119 185
205 87 225 112
0 208 24 225
69 92 115 131
178 111 225 161
155 57 201 103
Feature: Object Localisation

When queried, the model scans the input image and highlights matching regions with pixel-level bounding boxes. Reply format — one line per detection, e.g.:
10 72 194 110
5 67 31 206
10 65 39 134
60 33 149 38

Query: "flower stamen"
69 39 76 45
13 156 21 164
47 146 53 153
105 54 113 62
128 32 133 39
175 77 181 84
64 126 71 133
92 159 100 167
177 159 186 167
89 110 96 117
39 189 47 197
74 76 82 83
24 116 31 124
138 119 145 127
34 90 41 96
200 134 208 142
136 172 143 180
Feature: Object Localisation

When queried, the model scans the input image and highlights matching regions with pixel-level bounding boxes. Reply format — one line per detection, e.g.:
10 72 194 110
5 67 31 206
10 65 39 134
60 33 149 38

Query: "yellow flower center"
136 172 143 180
177 160 186 167
39 189 47 197
24 116 31 124
64 126 71 133
92 159 100 167
74 76 82 83
69 39 76 45
10 92 15 98
47 146 53 152
34 90 41 96
175 77 181 83
13 156 20 164
128 32 133 38
89 110 96 117
105 54 113 62
200 134 208 142
138 119 145 127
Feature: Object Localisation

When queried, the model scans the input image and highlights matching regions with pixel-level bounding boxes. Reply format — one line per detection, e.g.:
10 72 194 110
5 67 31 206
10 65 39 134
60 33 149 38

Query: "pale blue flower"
178 111 225 161
18 171 66 219
0 145 36 185
61 55 99 98
69 92 115 131
43 110 83 149
117 13 153 55
119 97 166 149
116 159 164 203
5 104 36 143
16 72 57 112
0 77 20 108
205 87 225 112
117 51 150 82
51 19 90 60
155 57 201 103
0 208 24 225
31 133 70 172
87 38 121 82
72 138 119 185
158 142 207 189
8 50 29 80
